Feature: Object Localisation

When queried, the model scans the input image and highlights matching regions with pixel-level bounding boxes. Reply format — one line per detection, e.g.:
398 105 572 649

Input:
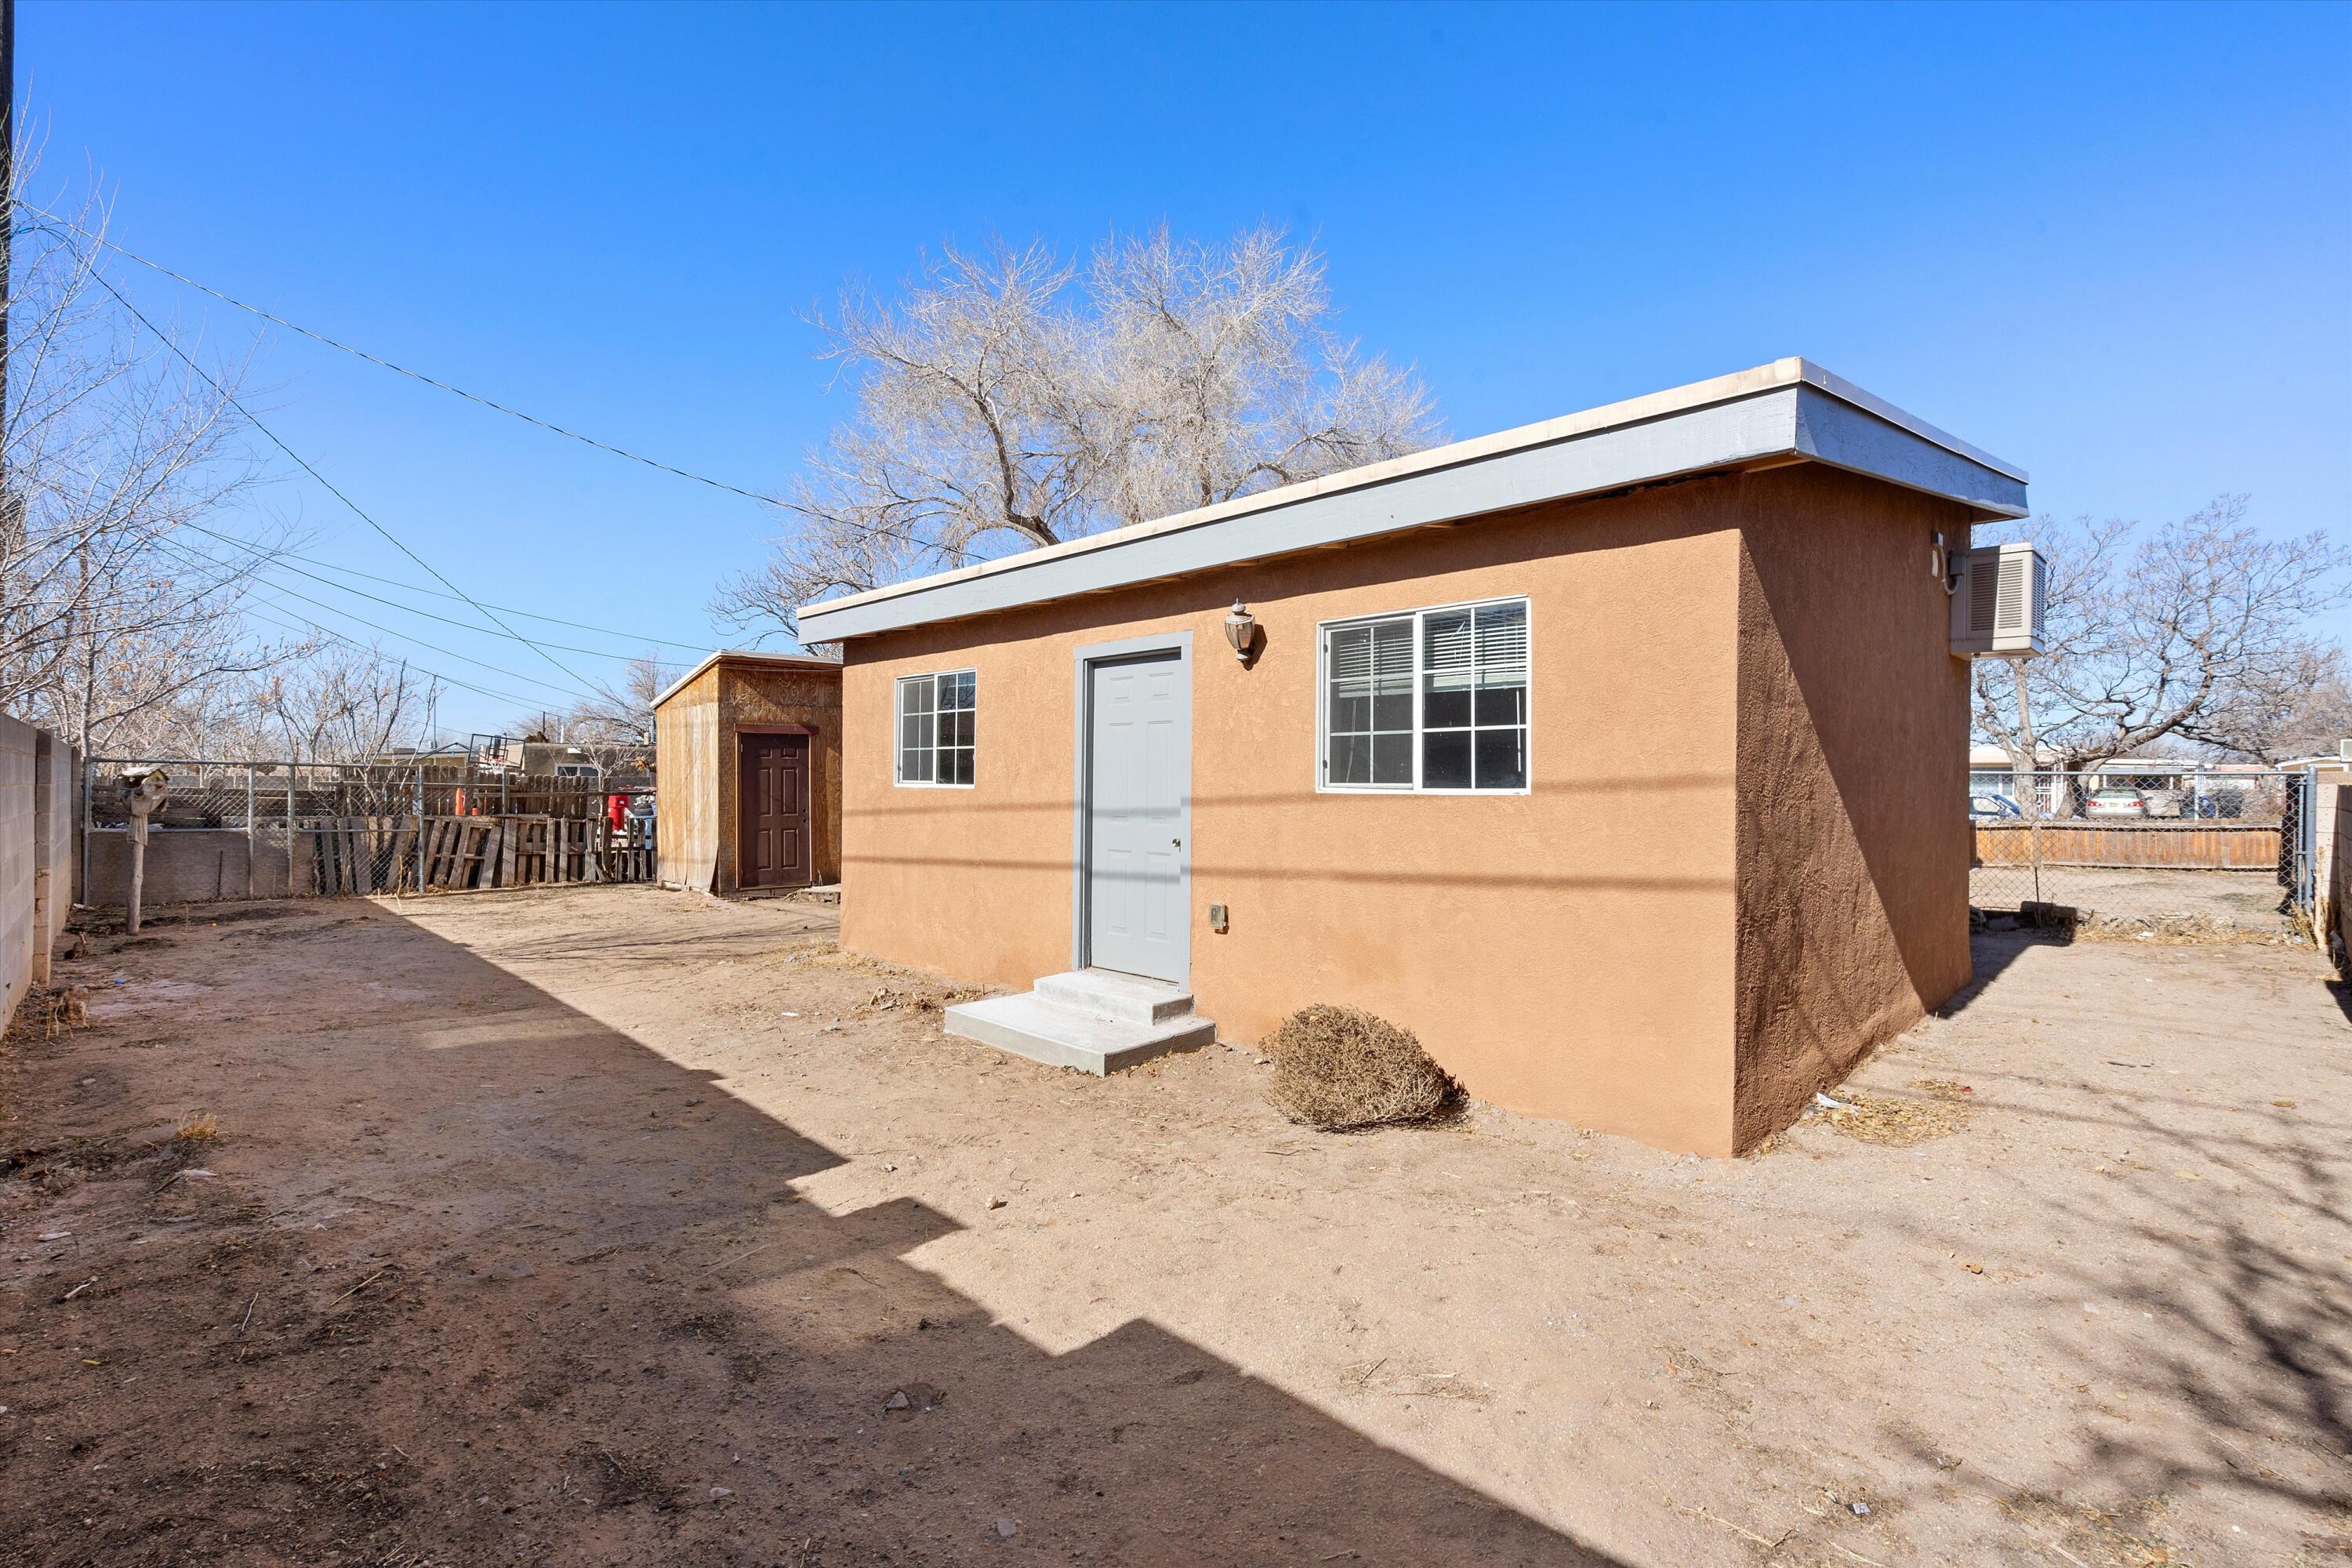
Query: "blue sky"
20 2 2350 735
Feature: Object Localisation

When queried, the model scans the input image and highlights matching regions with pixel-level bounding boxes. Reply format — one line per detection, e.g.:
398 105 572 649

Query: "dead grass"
1815 1078 1976 1147
2077 912 2306 946
1264 1004 1458 1132
2 984 88 1043
174 1109 221 1146
1997 1491 2192 1567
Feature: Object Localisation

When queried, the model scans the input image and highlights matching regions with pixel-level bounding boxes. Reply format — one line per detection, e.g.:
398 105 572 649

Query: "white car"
2085 789 2148 818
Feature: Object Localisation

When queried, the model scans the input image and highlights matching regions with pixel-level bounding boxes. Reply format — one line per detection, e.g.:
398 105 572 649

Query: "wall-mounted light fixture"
1225 601 1258 665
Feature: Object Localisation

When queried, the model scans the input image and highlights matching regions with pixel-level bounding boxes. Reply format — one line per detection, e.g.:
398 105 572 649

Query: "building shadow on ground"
12 899 1621 1566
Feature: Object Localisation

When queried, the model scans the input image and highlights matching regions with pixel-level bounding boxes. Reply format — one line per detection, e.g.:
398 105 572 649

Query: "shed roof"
795 358 2027 644
649 648 843 711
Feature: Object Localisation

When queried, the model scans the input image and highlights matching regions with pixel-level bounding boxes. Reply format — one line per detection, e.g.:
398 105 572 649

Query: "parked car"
1968 792 2023 820
2085 788 2149 818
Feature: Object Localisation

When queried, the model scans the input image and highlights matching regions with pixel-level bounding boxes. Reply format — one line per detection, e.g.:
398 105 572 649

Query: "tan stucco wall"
837 463 1973 1156
1731 468 1977 1150
655 662 843 894
843 481 1747 1154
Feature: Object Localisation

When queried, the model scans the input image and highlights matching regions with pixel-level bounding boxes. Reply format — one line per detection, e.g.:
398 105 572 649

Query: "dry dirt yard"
1 887 2347 1568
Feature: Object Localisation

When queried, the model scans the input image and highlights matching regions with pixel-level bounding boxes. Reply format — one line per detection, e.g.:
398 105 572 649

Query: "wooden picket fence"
302 814 653 895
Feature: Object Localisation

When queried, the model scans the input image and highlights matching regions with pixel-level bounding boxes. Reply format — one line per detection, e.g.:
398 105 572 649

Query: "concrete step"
944 992 1216 1076
1030 967 1195 1025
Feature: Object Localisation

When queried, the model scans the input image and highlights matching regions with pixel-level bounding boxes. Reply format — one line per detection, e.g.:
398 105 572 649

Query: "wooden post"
122 771 166 935
245 766 256 899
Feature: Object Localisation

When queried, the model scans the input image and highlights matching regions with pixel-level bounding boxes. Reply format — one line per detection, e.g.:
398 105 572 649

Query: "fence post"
414 764 426 895
286 767 298 895
245 766 257 900
80 757 93 911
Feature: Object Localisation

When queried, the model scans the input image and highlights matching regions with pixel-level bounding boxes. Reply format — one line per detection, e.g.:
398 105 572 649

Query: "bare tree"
1973 498 2351 775
2238 643 2352 761
716 225 1439 641
248 644 437 764
0 147 284 754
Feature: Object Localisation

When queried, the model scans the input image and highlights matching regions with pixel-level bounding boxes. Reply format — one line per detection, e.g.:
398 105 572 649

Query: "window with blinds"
1318 597 1530 793
895 670 977 786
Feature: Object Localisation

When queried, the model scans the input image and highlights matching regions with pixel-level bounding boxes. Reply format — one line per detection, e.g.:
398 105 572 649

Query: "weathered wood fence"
304 815 654 895
1972 821 2281 870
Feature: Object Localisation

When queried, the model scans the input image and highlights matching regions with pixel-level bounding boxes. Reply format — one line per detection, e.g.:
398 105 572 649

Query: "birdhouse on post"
120 769 169 935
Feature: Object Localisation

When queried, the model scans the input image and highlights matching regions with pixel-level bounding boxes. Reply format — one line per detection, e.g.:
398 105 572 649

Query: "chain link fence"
1968 768 2312 933
82 757 655 906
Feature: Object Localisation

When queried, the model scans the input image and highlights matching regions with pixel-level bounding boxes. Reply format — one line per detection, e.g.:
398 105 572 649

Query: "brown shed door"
738 733 811 888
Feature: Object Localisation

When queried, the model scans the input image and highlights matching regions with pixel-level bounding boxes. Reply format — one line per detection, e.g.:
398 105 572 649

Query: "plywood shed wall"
654 655 843 895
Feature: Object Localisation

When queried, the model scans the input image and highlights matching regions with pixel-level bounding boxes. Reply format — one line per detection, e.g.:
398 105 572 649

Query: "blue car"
1969 792 2024 820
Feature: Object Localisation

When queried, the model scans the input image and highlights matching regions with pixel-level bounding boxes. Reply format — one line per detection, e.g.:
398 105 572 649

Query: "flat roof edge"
797 361 2027 641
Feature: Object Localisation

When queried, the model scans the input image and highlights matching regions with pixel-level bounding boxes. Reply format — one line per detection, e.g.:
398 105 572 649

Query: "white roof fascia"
796 359 2028 644
649 648 841 710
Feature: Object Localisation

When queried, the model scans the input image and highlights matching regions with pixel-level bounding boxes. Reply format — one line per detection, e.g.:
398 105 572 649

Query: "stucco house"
796 360 2029 1156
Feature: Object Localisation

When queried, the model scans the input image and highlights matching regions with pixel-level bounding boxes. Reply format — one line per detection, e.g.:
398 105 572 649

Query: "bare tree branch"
715 224 1440 643
1972 499 2351 768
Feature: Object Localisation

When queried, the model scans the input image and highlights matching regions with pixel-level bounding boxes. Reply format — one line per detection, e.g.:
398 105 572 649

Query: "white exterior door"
1084 651 1190 983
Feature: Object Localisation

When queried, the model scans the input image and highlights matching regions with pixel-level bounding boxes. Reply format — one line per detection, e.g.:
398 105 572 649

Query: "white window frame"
894 668 978 788
1315 595 1532 797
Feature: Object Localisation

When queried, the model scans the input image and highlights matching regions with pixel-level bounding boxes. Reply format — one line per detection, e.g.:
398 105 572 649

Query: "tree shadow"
1856 1062 2352 1555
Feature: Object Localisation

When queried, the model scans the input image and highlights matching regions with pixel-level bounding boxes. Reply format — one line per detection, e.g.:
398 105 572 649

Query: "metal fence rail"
1967 768 2313 932
82 757 653 906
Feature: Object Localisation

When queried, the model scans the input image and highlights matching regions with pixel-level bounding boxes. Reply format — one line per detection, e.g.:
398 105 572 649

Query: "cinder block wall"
32 732 77 986
0 715 38 1034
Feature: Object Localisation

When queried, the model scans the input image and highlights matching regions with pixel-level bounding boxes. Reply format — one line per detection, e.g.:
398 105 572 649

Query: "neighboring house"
651 652 843 895
373 743 476 780
796 358 2030 1158
516 740 652 788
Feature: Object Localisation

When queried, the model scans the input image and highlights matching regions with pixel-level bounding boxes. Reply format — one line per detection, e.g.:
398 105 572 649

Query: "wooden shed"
652 652 844 895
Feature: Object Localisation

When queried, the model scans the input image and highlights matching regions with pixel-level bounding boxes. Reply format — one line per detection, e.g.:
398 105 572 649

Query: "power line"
238 606 552 710
79 263 604 696
32 212 963 570
173 520 712 653
33 207 797 510
144 532 592 702
220 540 672 662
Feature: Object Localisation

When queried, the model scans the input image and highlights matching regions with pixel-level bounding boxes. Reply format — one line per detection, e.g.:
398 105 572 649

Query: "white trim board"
797 360 2028 644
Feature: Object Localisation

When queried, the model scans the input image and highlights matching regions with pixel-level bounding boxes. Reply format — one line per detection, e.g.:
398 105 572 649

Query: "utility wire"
145 532 592 701
33 207 797 510
173 519 712 653
238 606 550 710
80 263 604 696
218 539 671 662
31 212 963 571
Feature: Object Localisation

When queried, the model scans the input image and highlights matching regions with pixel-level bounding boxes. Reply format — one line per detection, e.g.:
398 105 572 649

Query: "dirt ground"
2 887 2347 1567
1969 866 2296 931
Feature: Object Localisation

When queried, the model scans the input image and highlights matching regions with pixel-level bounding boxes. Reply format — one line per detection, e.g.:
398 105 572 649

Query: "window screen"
895 671 976 786
1320 597 1529 793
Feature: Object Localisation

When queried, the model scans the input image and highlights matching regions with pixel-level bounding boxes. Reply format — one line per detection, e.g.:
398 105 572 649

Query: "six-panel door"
737 732 811 889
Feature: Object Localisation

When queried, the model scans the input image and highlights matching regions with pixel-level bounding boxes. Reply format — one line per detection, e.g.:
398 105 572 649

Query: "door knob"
1171 837 1182 848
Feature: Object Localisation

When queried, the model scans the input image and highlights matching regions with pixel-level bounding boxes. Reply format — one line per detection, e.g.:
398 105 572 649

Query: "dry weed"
1996 1491 2190 1567
1264 1005 1458 1132
175 1110 222 1145
2077 913 2299 946
1817 1083 1973 1147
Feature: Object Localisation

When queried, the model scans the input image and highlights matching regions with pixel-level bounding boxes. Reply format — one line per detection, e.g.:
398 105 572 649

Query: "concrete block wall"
0 716 79 1036
0 715 38 1035
32 731 76 987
